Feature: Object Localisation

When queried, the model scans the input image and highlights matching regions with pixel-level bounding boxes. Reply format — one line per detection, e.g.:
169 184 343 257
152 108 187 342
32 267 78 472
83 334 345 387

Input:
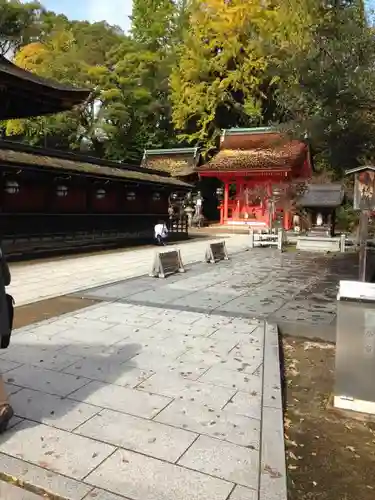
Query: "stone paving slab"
0 481 45 499
76 409 197 462
69 380 172 418
85 448 234 500
155 399 261 448
0 420 115 480
0 453 93 499
3 365 90 397
178 435 259 489
85 489 130 500
10 388 101 431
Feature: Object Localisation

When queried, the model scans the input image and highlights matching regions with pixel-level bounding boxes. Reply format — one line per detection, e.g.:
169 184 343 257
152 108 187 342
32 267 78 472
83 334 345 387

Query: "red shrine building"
197 127 312 229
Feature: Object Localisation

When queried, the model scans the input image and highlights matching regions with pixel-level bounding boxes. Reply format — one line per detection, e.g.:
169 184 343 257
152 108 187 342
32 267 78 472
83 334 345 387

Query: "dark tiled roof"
299 184 344 208
0 147 191 188
0 55 90 119
198 142 307 172
142 148 200 177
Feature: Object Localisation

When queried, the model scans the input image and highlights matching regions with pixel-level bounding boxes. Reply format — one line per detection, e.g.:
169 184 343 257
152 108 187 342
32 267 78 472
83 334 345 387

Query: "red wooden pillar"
238 178 244 218
266 183 273 228
219 203 224 225
284 210 291 230
223 181 229 223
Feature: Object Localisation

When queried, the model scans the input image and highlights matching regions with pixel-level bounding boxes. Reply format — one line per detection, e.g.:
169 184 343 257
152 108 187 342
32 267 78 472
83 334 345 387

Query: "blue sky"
24 1 375 32
23 0 132 31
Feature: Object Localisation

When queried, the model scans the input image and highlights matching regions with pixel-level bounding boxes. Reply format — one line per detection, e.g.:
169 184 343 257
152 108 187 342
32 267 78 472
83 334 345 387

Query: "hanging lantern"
216 187 224 201
4 180 19 195
96 188 106 199
56 185 68 197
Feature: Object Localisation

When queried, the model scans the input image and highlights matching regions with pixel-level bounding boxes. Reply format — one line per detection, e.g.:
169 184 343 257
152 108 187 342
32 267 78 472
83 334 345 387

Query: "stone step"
0 480 45 499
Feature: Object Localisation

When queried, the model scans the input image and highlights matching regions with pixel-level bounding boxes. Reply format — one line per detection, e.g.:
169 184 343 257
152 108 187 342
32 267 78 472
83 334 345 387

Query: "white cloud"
87 0 132 32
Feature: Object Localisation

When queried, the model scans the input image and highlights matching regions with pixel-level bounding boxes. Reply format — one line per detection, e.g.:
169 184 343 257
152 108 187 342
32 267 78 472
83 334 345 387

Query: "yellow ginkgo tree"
170 0 314 151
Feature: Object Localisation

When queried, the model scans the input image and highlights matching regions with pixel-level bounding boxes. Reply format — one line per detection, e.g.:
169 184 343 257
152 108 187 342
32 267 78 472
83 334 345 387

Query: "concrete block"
0 452 92 500
155 400 260 448
0 420 115 480
76 409 197 462
85 448 233 500
69 380 171 418
4 365 90 397
10 388 100 431
178 435 259 489
296 236 341 252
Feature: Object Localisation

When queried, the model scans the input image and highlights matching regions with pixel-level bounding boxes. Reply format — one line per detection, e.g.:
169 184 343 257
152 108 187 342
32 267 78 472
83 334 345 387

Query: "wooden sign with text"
354 170 375 210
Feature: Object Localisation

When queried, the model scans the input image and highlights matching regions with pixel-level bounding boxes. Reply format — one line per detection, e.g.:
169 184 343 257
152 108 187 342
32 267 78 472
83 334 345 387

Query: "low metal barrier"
150 249 185 278
205 241 229 263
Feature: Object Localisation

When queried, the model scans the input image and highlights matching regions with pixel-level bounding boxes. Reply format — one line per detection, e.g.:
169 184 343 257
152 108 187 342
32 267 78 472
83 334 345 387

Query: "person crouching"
154 221 168 246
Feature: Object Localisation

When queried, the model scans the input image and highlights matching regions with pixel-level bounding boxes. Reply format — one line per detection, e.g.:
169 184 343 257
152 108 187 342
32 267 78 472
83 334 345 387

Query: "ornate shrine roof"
142 147 200 177
198 127 309 174
0 55 90 119
0 142 191 188
299 184 344 208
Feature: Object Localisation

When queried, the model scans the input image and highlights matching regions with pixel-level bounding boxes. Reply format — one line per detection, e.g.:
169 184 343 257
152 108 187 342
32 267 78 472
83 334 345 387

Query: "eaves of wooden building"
0 55 191 256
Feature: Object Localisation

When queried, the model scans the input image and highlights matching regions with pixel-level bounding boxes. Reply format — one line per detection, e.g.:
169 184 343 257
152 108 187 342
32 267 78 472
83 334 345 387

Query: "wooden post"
359 210 369 282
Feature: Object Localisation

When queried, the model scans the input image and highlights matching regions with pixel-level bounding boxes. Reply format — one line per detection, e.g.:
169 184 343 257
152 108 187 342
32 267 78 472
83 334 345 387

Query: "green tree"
275 0 375 178
6 28 106 152
92 39 177 161
0 0 42 55
131 0 177 50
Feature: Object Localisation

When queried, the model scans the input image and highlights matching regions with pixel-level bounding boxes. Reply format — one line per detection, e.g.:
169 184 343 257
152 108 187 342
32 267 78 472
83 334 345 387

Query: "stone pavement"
8 235 249 307
0 300 284 500
0 243 356 499
77 248 358 342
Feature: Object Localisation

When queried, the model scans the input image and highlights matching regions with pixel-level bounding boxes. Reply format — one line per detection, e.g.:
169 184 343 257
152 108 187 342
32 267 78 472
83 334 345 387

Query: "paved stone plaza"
0 302 284 500
8 235 249 306
77 247 358 341
0 239 358 499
